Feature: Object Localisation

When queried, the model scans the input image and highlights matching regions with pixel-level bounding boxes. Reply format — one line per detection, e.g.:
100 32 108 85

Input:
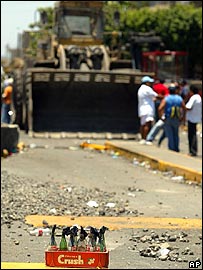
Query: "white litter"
86 200 99 207
49 208 57 214
159 248 170 256
127 192 136 197
105 202 116 208
171 176 184 181
67 187 72 193
29 143 37 149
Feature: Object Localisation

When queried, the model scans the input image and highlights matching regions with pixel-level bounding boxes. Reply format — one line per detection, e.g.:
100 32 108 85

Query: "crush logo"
58 254 84 265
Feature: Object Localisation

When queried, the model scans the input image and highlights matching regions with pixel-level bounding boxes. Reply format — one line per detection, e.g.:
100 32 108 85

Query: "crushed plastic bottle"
171 175 184 181
29 227 51 236
133 158 139 166
86 200 99 208
111 151 120 159
105 202 116 208
29 143 37 149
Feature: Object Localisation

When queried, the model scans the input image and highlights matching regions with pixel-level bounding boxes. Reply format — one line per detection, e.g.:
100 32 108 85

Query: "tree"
29 7 54 30
25 7 54 57
109 2 202 78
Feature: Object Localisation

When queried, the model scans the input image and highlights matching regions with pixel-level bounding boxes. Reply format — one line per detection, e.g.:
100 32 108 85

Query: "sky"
1 1 55 57
1 1 193 58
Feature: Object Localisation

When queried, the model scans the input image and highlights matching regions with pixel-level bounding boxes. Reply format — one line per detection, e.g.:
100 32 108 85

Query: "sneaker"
146 141 153 145
139 139 146 145
188 153 197 157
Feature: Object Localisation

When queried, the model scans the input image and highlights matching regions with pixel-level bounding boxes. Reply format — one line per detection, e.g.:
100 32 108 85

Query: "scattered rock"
129 229 200 263
1 170 141 225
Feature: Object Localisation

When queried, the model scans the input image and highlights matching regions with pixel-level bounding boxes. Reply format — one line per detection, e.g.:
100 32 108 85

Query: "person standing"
185 85 202 156
153 78 169 121
137 76 162 144
145 78 169 145
1 77 13 124
179 79 189 102
158 84 186 152
145 114 166 145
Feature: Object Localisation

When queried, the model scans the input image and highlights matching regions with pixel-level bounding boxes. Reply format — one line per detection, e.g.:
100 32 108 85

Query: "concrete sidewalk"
105 140 202 184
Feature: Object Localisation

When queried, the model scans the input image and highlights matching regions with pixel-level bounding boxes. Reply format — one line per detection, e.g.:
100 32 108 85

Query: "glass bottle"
96 226 108 252
85 226 98 252
68 225 78 251
77 226 87 251
59 230 68 251
48 224 58 251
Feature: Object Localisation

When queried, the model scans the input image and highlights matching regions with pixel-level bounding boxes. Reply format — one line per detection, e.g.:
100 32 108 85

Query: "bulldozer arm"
23 69 148 136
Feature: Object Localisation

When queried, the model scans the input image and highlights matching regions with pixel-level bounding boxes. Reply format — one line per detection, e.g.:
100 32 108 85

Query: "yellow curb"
25 215 202 230
1 262 83 269
105 142 202 184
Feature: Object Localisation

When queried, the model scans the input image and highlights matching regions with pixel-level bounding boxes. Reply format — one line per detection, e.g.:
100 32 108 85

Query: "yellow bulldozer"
13 1 154 138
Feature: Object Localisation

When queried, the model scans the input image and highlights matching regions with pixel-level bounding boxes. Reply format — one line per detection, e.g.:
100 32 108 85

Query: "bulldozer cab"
54 1 104 46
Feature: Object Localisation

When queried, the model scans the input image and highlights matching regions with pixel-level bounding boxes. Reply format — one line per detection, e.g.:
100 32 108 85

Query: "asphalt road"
1 130 202 269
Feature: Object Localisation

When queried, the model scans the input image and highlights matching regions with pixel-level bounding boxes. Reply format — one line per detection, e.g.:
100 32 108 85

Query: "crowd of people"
137 76 202 157
1 73 202 157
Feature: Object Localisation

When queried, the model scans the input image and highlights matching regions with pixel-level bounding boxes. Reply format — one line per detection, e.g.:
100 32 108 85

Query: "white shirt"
138 84 158 117
186 94 202 123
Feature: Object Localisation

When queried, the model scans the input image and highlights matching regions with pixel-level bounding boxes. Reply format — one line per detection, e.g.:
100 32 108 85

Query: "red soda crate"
45 250 109 268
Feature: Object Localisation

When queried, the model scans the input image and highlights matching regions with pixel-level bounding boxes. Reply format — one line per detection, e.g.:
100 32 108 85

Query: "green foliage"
104 2 202 78
25 31 44 57
29 7 54 30
27 7 54 57
155 4 202 77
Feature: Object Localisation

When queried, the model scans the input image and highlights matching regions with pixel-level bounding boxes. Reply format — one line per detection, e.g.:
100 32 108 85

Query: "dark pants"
158 130 166 146
1 103 11 124
164 118 180 152
188 121 198 156
155 100 161 122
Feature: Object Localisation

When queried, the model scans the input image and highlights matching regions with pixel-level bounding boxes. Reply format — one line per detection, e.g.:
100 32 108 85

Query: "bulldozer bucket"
23 69 148 135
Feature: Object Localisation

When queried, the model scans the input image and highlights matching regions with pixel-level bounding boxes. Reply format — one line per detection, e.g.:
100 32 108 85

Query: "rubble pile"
1 170 139 225
128 229 202 263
